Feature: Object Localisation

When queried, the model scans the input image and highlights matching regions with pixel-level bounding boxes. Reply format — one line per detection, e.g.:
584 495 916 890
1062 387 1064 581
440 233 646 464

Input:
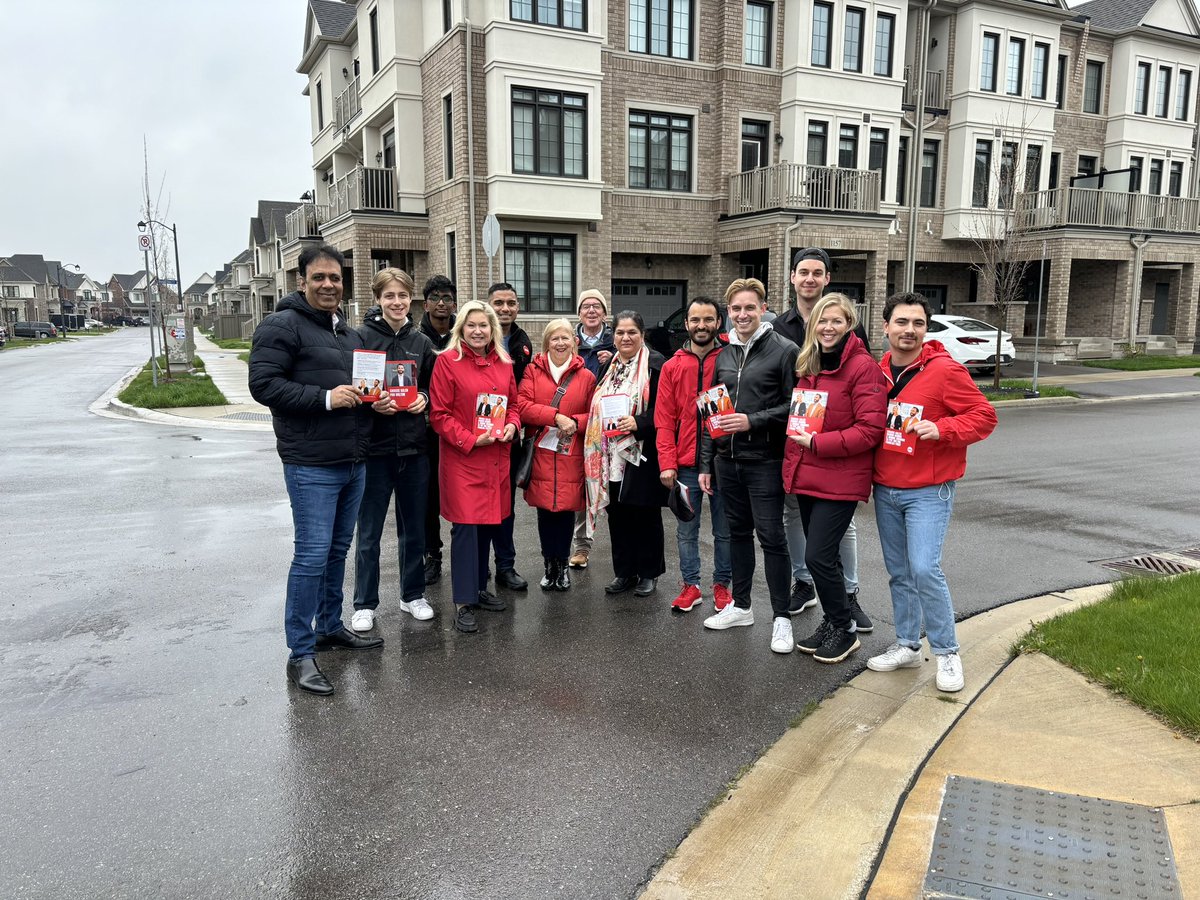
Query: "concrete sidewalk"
643 585 1200 899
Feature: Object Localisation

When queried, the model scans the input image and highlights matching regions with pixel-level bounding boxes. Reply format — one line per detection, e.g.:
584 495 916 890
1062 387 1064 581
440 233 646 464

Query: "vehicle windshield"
950 318 996 332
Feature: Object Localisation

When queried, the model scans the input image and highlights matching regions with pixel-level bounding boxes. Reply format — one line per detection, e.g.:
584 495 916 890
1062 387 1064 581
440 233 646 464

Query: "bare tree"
141 139 173 380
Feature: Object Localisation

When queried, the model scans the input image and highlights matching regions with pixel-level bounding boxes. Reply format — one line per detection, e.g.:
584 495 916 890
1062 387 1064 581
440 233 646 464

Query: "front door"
1151 282 1170 334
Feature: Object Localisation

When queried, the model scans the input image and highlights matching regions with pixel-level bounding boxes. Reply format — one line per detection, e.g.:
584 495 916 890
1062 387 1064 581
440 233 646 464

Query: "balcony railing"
1013 187 1200 234
285 203 330 242
903 66 946 109
329 165 398 218
334 75 361 130
729 164 881 216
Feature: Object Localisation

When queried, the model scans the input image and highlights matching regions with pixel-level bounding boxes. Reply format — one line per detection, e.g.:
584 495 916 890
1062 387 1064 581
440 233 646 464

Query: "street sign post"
482 213 500 286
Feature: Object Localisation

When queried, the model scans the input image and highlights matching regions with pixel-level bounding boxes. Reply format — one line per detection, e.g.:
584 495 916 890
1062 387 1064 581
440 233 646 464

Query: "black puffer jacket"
507 324 533 384
358 313 437 457
773 305 871 352
249 292 370 466
700 324 799 472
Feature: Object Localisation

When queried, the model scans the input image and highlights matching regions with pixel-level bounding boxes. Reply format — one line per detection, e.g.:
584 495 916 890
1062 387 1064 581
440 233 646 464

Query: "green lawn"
238 351 251 364
206 336 253 351
1079 354 1200 371
980 379 1079 402
117 356 227 409
2 336 66 350
1016 573 1200 737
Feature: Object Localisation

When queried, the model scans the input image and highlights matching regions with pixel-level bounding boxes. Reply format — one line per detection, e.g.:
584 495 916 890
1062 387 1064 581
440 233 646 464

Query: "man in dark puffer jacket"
249 243 386 696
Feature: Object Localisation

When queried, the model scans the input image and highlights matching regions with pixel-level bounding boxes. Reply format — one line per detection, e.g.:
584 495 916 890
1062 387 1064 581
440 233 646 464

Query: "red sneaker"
713 583 733 611
671 584 702 612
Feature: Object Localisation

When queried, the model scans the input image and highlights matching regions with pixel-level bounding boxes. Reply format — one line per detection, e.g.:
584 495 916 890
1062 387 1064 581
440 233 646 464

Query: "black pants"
449 521 503 606
796 495 859 631
716 457 790 618
607 485 665 580
537 508 574 560
425 436 443 560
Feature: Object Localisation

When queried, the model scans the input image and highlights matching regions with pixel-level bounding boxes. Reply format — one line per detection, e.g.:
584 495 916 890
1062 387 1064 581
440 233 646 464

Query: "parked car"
0 325 7 348
925 315 1015 375
12 321 58 338
84 319 104 329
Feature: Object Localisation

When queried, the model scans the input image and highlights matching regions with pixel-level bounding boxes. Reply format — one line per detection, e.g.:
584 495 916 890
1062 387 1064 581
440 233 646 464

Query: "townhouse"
277 0 1200 358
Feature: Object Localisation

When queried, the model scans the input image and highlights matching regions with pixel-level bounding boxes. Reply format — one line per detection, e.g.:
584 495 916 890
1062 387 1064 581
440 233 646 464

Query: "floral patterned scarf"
583 345 651 537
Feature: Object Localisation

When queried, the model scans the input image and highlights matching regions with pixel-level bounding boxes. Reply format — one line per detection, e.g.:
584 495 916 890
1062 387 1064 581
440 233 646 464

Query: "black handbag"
516 371 576 489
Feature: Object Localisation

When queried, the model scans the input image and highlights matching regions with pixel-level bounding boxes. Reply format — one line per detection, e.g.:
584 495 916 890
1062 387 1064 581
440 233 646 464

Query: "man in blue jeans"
866 293 997 693
250 243 387 696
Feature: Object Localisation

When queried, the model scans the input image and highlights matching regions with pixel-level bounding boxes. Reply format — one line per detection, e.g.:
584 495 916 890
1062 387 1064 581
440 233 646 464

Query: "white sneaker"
770 617 794 654
867 643 923 672
703 604 754 630
936 653 964 692
400 597 435 621
350 609 375 632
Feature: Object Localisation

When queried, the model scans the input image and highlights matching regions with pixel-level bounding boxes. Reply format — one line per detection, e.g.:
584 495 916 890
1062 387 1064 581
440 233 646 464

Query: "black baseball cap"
791 247 832 271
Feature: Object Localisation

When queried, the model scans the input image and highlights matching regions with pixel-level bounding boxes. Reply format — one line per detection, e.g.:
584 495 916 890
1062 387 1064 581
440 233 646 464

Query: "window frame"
896 134 908 204
1169 161 1184 197
1148 158 1164 195
973 139 993 208
920 139 939 208
1056 53 1068 108
1031 42 1049 100
1155 65 1172 118
1176 70 1192 120
628 109 695 192
811 2 833 68
511 87 588 179
838 123 859 168
868 127 888 199
510 0 587 31
1077 154 1098 177
1024 144 1043 193
873 13 895 78
740 119 770 173
442 94 454 179
743 1 772 67
628 0 693 60
999 141 1018 209
981 32 1000 92
1129 155 1144 192
807 120 829 166
1135 61 1152 115
1083 60 1104 114
503 232 577 314
369 6 380 75
843 7 866 73
1006 37 1025 96
446 231 458 284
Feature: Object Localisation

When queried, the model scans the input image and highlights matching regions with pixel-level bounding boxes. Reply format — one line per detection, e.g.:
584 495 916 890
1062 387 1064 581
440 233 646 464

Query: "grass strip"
1015 573 1200 737
206 335 253 350
117 356 227 409
1079 354 1200 371
981 379 1078 402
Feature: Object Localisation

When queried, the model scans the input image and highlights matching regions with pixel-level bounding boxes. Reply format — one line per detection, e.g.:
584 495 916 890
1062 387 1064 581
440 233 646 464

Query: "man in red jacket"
655 297 732 612
866 293 997 693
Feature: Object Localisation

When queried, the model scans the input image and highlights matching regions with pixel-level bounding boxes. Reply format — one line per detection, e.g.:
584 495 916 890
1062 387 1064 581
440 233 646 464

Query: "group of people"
250 243 996 698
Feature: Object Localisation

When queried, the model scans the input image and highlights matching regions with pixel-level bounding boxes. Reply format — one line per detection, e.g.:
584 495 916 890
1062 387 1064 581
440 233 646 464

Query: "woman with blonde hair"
429 300 521 633
516 318 597 591
782 293 886 663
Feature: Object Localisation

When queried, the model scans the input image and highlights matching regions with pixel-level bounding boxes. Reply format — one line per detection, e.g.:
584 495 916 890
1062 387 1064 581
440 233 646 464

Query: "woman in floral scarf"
583 310 669 597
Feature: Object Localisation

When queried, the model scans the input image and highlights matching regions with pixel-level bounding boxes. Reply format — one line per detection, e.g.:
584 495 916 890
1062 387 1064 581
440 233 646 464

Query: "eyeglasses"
579 303 604 311
428 294 455 305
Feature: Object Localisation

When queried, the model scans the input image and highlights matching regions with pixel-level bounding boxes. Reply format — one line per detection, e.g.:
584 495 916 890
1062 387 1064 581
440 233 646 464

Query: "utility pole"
143 247 159 387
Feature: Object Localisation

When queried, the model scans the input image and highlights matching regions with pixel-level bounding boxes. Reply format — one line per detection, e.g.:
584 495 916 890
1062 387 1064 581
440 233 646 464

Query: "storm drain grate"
218 411 272 423
1176 546 1200 563
925 775 1180 899
1097 554 1198 577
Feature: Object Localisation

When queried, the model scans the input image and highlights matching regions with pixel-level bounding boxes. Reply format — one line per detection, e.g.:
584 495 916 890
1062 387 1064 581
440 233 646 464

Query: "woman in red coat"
516 318 597 592
429 300 521 634
782 294 887 665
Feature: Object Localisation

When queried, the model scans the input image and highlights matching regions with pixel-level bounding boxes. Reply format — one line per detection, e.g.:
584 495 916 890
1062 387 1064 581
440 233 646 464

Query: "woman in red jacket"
516 318 597 592
429 300 521 634
782 294 887 664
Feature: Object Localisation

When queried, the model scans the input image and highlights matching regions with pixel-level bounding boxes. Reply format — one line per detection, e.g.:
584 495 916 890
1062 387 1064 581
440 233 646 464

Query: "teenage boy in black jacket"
419 275 456 585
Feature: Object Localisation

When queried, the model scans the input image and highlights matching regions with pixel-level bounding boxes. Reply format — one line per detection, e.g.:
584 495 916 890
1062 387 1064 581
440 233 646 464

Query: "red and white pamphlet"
352 349 387 402
387 359 417 408
474 392 507 439
786 389 829 437
696 383 734 438
599 394 631 438
882 402 924 455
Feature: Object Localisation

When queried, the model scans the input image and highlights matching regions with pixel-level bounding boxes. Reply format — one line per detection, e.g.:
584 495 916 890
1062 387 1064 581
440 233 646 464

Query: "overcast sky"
1 1 312 287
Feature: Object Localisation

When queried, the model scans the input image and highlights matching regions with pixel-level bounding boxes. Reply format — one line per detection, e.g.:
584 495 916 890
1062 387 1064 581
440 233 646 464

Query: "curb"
992 389 1200 412
89 364 272 432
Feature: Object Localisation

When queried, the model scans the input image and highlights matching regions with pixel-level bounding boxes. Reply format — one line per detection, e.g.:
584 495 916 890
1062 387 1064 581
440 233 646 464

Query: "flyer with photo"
474 392 507 438
352 349 387 401
387 359 417 408
696 383 734 438
537 426 575 455
599 394 631 438
786 389 829 437
882 402 924 455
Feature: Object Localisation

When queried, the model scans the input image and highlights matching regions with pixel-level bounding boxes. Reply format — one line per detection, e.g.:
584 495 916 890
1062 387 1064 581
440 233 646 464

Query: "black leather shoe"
315 627 384 652
424 556 442 585
554 559 571 592
496 568 528 591
605 576 637 595
633 577 657 597
454 605 478 633
286 657 334 695
477 590 507 612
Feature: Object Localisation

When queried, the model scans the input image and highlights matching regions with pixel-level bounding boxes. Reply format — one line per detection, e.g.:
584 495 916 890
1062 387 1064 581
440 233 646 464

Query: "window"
447 232 458 284
1135 62 1151 115
1177 70 1192 120
1083 60 1104 113
1031 42 1049 99
740 119 769 172
744 2 772 66
1129 155 1144 191
1056 54 1067 108
1156 66 1172 117
838 124 859 168
316 79 324 130
920 139 938 208
1025 144 1042 193
1006 37 1024 95
444 0 453 32
868 127 888 198
980 32 999 92
972 140 992 207
442 95 454 179
999 141 1018 208
511 88 587 178
511 0 585 30
1149 158 1163 194
369 7 380 74
1048 151 1060 190
1169 161 1184 197
382 128 396 169
896 135 908 204
504 233 576 313
629 0 691 59
1077 155 1097 177
844 7 865 73
807 120 828 165
872 13 894 77
629 110 693 190
812 3 832 67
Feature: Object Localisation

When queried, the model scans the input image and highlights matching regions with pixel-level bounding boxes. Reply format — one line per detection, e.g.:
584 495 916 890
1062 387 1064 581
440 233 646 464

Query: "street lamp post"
138 219 189 380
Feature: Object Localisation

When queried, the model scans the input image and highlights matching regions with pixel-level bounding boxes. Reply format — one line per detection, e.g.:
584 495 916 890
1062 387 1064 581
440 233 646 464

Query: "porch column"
1175 262 1198 351
864 249 889 347
1111 260 1131 340
1044 253 1071 341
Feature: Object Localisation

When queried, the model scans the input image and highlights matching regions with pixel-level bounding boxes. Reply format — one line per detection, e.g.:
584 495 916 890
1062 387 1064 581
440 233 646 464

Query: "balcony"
728 164 881 216
334 75 361 130
903 66 946 110
285 203 330 243
1014 188 1200 234
329 165 398 218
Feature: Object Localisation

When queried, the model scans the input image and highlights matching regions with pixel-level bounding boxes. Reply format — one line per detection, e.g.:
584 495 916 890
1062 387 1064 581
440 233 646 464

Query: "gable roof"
4 254 50 282
184 278 214 296
1074 0 1164 30
111 271 147 291
0 266 37 284
310 0 356 39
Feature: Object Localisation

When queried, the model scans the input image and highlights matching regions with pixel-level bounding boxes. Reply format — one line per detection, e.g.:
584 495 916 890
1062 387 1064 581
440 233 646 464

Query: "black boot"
554 558 571 591
540 558 556 591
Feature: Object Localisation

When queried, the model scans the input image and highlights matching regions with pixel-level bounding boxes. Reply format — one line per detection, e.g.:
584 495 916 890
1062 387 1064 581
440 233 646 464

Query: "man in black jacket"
698 278 799 652
249 243 385 697
419 275 456 585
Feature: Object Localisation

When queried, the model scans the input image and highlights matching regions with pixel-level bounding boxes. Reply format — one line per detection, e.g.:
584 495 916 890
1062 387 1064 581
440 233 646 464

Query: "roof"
310 0 356 38
0 266 37 284
4 254 49 282
112 271 147 291
259 200 301 240
232 248 253 264
184 279 214 295
1073 0 1159 29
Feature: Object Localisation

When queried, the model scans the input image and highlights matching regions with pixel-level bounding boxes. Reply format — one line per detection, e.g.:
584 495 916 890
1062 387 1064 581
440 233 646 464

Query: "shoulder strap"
549 370 576 409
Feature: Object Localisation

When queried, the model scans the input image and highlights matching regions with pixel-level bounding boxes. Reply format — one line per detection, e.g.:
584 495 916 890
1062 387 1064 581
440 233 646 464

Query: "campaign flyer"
696 383 734 438
387 359 417 408
599 394 631 438
786 389 829 436
882 402 924 455
474 392 507 438
352 349 387 401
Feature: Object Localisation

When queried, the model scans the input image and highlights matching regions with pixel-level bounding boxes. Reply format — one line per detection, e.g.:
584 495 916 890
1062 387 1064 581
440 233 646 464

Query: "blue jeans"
283 462 366 660
353 454 429 609
784 493 858 590
873 481 959 655
675 467 731 587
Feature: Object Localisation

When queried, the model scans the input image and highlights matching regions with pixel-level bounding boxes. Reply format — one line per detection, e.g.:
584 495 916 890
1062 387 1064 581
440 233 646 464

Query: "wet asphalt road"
2 330 1198 899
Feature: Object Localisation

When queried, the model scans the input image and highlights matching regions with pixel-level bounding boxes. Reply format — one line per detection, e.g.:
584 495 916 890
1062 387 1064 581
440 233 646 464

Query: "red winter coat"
872 340 997 489
430 344 521 525
783 332 887 502
654 342 725 472
516 353 596 512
